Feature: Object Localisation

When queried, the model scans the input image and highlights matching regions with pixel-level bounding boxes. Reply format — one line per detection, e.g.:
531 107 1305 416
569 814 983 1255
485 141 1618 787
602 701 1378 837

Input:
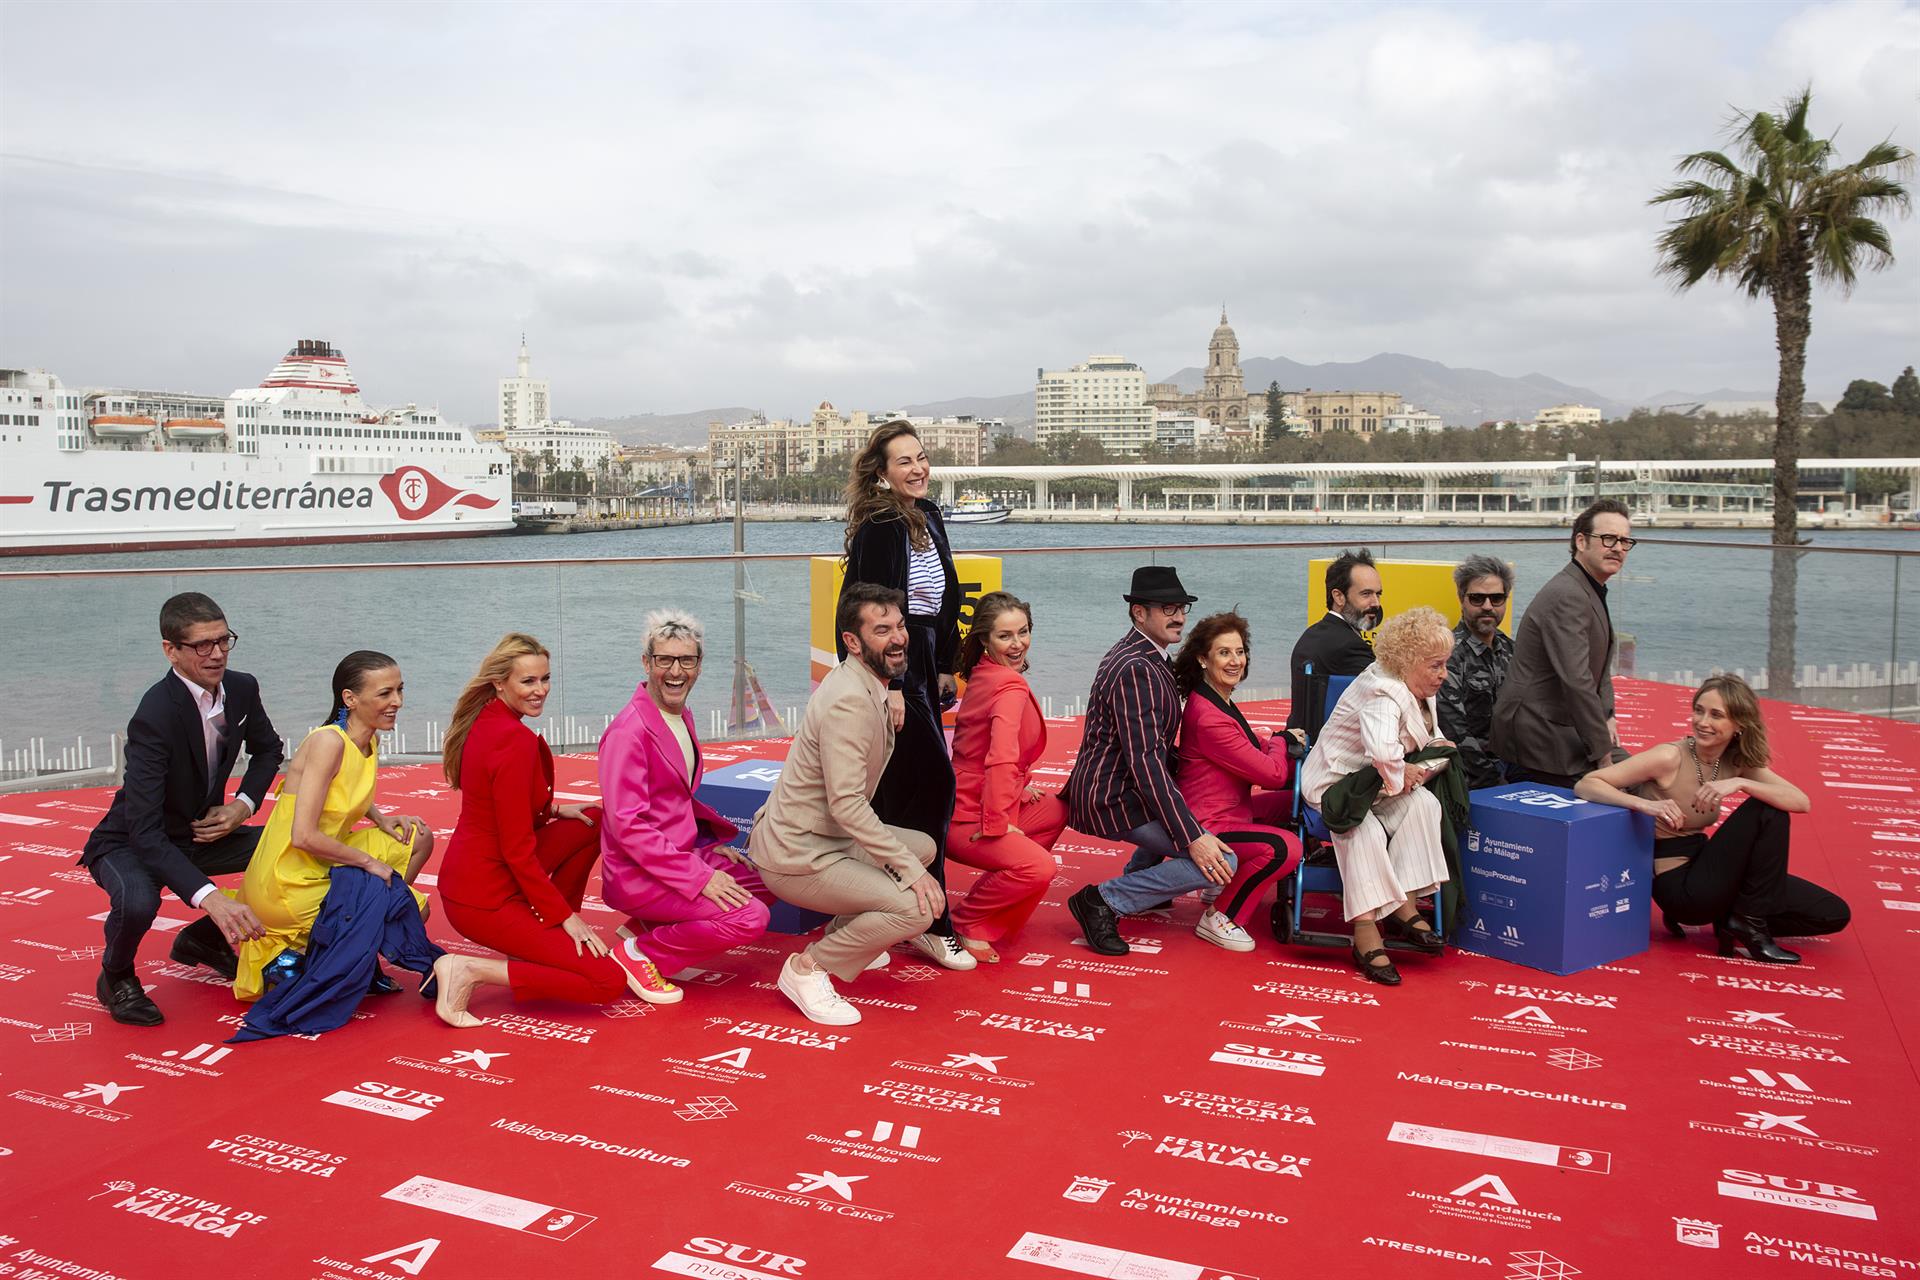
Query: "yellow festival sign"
1305 556 1513 640
809 554 1004 686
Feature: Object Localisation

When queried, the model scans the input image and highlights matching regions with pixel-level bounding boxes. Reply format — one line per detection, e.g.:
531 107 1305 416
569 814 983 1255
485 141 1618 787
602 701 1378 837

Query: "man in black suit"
1285 549 1382 740
81 592 283 1025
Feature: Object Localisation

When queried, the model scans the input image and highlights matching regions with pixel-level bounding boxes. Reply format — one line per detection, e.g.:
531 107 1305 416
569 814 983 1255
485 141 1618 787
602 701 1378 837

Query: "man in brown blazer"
750 582 940 1025
1491 498 1636 787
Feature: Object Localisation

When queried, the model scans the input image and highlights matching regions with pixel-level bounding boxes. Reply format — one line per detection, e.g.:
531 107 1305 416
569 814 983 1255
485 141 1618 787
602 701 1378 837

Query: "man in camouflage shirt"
1439 554 1515 791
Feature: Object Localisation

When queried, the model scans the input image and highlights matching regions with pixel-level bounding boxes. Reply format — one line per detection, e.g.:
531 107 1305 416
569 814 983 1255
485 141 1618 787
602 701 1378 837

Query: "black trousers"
86 827 261 976
1654 799 1850 938
1505 766 1582 789
873 616 957 937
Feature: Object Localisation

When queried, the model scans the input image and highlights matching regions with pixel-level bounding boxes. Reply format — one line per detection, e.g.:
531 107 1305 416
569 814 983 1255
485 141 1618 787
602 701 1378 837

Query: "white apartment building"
1035 355 1155 456
498 336 551 431
1533 403 1604 429
1154 410 1237 452
707 405 986 478
1381 407 1448 433
504 419 617 471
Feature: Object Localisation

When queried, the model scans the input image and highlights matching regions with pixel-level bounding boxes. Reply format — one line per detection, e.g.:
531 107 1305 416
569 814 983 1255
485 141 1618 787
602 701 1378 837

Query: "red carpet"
2 681 1917 1280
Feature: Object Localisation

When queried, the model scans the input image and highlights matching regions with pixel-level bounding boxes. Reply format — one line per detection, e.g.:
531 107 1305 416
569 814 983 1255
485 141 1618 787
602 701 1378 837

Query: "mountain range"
578 357 1785 446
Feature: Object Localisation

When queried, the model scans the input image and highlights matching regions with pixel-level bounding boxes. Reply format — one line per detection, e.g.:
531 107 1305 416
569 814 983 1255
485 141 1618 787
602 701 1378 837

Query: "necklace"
1686 736 1721 810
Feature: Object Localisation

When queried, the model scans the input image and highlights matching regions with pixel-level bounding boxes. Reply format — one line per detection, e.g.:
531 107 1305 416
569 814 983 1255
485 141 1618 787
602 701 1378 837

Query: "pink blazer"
596 682 738 904
950 660 1047 837
1175 683 1292 832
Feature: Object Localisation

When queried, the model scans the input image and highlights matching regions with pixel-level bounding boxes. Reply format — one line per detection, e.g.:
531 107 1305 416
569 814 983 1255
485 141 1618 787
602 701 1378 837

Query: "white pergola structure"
937 458 1920 515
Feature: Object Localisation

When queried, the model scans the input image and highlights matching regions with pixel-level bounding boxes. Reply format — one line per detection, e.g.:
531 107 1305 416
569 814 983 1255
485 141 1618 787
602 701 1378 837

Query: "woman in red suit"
1173 611 1302 952
945 593 1065 963
431 633 670 1028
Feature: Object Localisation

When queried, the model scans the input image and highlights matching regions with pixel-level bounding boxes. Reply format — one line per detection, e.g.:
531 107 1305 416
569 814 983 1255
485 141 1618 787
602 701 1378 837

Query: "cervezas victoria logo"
379 466 499 520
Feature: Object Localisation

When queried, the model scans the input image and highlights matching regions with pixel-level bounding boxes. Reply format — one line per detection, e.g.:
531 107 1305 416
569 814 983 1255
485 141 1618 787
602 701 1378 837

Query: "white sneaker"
908 932 978 971
777 957 862 1026
864 950 891 972
1195 909 1256 953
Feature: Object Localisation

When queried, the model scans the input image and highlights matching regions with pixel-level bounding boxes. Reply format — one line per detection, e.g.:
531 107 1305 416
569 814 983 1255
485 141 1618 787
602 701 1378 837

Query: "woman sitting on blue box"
1574 674 1848 964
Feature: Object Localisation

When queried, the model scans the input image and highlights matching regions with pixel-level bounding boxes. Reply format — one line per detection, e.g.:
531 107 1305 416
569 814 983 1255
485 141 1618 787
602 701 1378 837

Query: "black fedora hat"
1124 565 1198 605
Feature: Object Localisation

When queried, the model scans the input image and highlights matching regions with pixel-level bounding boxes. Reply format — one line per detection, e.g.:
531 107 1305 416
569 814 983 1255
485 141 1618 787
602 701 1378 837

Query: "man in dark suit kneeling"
82 592 283 1025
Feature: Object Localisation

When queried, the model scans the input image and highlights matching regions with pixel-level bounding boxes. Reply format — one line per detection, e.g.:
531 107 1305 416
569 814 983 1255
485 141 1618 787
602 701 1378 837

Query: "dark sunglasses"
1464 593 1507 607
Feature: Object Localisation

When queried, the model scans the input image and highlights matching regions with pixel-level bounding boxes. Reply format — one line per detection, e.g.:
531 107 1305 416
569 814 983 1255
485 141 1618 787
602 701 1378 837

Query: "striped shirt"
1065 628 1204 846
906 543 946 617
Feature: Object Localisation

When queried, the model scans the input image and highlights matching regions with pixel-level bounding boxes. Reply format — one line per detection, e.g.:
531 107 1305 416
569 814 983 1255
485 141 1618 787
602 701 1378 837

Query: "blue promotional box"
1456 784 1654 975
695 759 828 936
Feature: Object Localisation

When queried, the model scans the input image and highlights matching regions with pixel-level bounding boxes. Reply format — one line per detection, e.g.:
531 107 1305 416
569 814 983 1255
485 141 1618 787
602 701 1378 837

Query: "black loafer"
170 929 239 981
1351 944 1402 986
1068 884 1130 956
1383 912 1445 955
368 970 402 996
97 970 164 1026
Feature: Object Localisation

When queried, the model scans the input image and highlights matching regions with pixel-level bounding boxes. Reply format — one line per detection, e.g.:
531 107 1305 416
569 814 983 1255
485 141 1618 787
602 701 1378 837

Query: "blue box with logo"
1455 784 1654 975
696 759 829 936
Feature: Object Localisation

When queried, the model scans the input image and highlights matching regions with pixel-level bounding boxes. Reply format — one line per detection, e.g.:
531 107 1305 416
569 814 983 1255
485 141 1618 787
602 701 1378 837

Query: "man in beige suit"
1492 498 1635 787
750 582 941 1025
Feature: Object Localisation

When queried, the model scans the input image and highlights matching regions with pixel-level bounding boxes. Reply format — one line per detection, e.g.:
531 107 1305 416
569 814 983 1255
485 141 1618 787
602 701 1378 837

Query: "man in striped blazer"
1065 567 1240 956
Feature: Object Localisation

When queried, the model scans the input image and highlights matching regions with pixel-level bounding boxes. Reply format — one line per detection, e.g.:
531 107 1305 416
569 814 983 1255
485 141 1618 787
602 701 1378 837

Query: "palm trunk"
1766 259 1812 697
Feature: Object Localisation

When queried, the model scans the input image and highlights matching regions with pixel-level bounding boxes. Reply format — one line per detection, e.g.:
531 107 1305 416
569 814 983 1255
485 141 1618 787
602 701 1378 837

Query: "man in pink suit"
598 610 772 985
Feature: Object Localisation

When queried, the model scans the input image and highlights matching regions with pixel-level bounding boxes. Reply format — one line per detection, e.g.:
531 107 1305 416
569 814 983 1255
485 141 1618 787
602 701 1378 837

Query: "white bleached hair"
644 607 705 657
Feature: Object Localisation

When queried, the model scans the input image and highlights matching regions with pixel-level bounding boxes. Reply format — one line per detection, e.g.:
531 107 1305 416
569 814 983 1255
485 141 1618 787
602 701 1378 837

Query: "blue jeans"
1098 822 1235 916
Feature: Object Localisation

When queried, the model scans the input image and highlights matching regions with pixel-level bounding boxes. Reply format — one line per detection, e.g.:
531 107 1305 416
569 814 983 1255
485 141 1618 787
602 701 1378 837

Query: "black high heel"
1661 910 1686 939
1382 912 1445 955
1714 915 1800 964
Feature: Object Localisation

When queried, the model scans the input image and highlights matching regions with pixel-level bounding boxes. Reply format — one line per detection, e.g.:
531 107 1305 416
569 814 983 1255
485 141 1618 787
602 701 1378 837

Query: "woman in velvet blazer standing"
838 420 969 970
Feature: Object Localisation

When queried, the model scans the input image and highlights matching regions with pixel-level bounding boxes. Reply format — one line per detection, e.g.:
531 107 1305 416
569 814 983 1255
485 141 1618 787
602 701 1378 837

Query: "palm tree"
1650 87 1910 545
1651 88 1909 695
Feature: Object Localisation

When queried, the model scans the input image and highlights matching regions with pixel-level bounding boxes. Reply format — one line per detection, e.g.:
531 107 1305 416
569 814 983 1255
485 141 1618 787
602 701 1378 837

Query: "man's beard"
862 646 905 682
1342 604 1382 630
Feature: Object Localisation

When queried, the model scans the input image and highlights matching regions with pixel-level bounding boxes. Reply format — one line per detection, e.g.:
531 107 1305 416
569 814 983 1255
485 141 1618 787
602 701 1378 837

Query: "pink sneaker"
609 939 683 1004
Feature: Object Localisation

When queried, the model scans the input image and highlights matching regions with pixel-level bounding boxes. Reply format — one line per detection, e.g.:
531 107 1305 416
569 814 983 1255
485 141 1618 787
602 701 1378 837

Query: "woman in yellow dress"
234 651 433 1001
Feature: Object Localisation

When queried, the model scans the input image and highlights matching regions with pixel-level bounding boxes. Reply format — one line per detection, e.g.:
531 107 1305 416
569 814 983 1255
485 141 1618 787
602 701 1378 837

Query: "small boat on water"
943 496 1012 525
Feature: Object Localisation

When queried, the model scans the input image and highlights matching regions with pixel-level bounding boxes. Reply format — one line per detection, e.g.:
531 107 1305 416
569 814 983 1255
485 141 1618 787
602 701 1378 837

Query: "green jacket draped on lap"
1316 742 1469 930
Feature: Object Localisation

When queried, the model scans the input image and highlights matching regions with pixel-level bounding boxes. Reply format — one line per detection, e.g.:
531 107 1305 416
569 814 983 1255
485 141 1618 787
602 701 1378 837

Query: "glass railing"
1 533 1914 782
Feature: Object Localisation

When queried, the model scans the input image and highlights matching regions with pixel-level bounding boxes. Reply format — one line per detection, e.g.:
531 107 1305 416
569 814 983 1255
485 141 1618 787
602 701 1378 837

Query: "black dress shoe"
1382 912 1445 955
1351 944 1402 986
96 971 164 1026
368 970 402 996
1715 914 1801 964
170 930 239 981
1068 885 1130 956
1661 909 1686 938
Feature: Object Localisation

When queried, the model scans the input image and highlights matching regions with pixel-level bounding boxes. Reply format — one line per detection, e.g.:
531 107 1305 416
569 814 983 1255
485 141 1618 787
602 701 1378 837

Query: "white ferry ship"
0 340 515 556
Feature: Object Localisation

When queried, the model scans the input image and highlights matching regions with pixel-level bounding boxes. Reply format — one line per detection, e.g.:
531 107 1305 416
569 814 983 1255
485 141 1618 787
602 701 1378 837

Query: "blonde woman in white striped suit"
1300 607 1456 985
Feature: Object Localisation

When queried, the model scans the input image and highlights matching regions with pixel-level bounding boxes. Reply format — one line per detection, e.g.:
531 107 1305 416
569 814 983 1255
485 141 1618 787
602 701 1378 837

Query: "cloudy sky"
3 0 1917 423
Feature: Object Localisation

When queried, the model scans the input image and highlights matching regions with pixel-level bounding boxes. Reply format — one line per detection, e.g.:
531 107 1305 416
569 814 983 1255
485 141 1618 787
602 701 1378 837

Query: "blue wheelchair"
1269 665 1445 952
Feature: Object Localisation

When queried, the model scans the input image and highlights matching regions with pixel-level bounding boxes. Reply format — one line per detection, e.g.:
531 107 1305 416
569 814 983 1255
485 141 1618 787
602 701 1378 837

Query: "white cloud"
1 0 1915 419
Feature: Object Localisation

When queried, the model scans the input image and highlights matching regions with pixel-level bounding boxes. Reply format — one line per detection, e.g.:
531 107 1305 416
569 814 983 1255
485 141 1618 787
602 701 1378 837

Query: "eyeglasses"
646 653 702 671
170 632 238 656
1156 603 1192 617
1464 592 1508 606
1589 533 1638 550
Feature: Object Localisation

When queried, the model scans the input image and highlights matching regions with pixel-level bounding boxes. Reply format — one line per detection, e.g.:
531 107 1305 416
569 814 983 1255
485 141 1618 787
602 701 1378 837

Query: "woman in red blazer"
430 633 645 1027
1173 612 1302 950
946 593 1064 963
